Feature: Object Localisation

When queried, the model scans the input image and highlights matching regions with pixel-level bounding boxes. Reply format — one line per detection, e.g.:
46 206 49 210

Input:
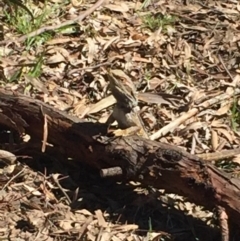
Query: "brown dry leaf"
71 0 83 7
102 36 120 51
132 33 148 41
142 111 156 129
180 122 207 135
0 150 17 165
56 86 83 99
26 210 45 228
216 128 235 144
147 77 165 90
2 164 16 175
73 98 90 118
232 155 240 164
116 39 141 50
112 126 141 137
211 129 218 151
23 184 42 196
138 92 181 107
215 102 232 116
86 37 98 64
163 58 171 70
75 209 93 216
157 107 172 120
183 40 191 62
47 51 66 64
95 210 107 227
40 183 56 202
132 55 151 63
24 75 48 94
179 23 208 31
113 224 138 231
105 2 129 12
59 220 73 231
211 120 230 128
99 112 111 124
46 47 70 64
47 37 76 45
87 95 116 114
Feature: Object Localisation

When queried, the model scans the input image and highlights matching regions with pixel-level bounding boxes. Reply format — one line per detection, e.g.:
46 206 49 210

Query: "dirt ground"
0 0 240 240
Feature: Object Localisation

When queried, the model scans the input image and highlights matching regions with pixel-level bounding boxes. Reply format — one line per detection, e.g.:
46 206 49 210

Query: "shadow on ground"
20 149 224 241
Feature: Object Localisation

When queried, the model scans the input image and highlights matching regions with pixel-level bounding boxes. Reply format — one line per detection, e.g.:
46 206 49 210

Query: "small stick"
68 62 111 75
52 175 71 204
217 206 229 241
218 55 235 82
100 167 123 177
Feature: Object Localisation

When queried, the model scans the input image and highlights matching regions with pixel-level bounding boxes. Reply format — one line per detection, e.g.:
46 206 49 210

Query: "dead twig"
42 113 48 153
51 174 71 205
218 55 235 83
2 167 26 191
217 206 229 241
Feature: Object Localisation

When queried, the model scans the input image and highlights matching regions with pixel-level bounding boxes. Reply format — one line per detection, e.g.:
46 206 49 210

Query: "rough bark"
0 88 240 227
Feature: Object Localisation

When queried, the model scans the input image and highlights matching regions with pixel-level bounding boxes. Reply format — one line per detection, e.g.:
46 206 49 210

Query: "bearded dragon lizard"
105 70 148 138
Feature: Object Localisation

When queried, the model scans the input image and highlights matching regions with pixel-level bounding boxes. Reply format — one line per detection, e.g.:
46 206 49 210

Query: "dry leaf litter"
0 0 240 240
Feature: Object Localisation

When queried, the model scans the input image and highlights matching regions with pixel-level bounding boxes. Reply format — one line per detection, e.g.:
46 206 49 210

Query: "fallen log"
0 88 240 228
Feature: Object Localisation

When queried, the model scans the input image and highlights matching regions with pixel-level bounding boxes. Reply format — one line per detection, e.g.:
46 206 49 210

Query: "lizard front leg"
106 104 148 138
